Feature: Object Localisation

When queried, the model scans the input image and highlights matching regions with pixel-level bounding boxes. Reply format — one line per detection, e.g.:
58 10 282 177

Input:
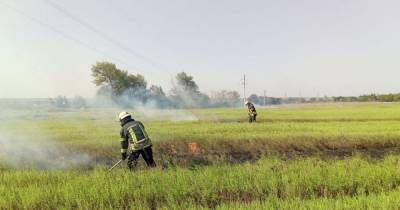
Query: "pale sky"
1 0 400 98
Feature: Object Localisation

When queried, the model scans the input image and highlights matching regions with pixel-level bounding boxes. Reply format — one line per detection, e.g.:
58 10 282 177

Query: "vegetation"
1 103 400 209
2 103 400 160
90 62 240 108
333 93 400 102
91 61 147 97
2 156 400 209
242 93 400 106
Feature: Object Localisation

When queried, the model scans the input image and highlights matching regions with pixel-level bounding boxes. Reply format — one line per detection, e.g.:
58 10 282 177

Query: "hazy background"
1 0 400 98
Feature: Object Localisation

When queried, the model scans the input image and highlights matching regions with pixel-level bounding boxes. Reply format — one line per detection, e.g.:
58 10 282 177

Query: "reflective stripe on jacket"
248 104 257 116
120 120 152 152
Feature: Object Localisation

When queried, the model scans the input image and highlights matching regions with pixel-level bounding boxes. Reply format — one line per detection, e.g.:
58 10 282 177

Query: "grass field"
1 103 400 209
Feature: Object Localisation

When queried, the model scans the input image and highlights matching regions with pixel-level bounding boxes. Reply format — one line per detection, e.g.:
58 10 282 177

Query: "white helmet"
118 111 131 121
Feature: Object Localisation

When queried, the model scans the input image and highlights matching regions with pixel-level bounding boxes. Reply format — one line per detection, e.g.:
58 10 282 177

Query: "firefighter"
118 111 156 169
245 101 257 123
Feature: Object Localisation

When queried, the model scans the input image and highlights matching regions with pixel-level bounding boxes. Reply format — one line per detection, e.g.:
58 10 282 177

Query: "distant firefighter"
245 101 257 123
118 111 156 170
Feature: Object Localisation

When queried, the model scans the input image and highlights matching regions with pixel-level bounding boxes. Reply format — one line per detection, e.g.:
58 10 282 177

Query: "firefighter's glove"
121 152 128 160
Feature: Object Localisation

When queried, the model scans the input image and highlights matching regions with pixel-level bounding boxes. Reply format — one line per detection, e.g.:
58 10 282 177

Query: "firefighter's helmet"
118 111 131 121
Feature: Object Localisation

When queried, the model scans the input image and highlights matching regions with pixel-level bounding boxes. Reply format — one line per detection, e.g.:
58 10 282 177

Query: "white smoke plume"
135 108 198 122
93 95 199 122
133 100 198 122
0 133 91 170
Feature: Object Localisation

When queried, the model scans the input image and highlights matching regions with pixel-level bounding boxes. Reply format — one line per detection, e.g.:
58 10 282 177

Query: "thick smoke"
0 133 91 170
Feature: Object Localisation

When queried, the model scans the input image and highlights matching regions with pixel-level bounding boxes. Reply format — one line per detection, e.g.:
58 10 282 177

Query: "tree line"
11 61 397 110
91 62 241 108
246 93 400 105
333 94 400 102
246 94 332 105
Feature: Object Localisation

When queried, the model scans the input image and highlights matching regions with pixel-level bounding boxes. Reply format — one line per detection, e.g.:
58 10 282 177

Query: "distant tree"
54 95 69 108
91 61 147 96
91 62 124 95
225 91 241 105
210 90 241 107
170 72 209 108
126 74 147 90
147 85 172 108
269 97 282 105
124 75 148 103
149 85 165 97
72 96 87 109
393 94 400 101
377 94 394 102
96 85 113 98
175 72 199 93
248 94 261 105
196 93 211 108
91 62 148 106
359 94 375 102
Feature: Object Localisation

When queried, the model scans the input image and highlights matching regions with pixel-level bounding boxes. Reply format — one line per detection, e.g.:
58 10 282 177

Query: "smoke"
0 133 91 170
93 93 199 122
124 99 199 122
135 107 198 122
137 109 198 122
93 79 240 111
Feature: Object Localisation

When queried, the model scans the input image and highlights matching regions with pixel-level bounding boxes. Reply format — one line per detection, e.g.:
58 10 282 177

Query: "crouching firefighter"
118 111 156 169
245 101 257 123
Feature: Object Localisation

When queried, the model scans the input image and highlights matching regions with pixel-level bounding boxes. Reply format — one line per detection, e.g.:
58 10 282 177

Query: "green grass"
1 156 400 209
1 103 400 160
2 102 400 209
217 191 400 210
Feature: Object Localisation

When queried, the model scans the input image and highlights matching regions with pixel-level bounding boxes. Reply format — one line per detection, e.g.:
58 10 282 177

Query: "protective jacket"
120 119 152 153
248 103 257 116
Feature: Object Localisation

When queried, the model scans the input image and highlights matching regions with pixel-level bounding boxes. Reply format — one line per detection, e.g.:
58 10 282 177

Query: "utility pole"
284 92 288 104
264 90 267 106
242 75 246 105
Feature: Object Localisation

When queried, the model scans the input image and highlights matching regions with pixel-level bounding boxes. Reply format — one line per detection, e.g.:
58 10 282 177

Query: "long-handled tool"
109 159 123 171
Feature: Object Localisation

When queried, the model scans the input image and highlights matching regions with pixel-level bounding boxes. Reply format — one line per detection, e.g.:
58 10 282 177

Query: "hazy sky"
1 0 400 98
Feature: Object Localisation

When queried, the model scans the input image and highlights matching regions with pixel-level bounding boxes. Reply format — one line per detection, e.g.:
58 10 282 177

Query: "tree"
54 95 69 108
175 72 199 93
149 85 165 97
170 72 210 108
91 62 125 95
91 61 147 96
248 94 261 105
147 85 174 108
127 74 147 90
210 90 241 107
124 74 148 103
91 62 148 106
377 94 394 102
72 96 87 109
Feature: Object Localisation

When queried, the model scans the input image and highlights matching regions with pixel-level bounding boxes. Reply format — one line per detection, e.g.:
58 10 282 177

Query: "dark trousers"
127 146 156 169
249 114 257 123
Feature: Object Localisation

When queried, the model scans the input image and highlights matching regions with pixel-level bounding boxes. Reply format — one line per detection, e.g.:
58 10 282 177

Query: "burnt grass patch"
60 137 400 169
155 138 400 167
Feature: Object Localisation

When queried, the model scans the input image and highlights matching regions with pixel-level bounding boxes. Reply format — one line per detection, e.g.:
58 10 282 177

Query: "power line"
43 0 171 75
0 0 126 64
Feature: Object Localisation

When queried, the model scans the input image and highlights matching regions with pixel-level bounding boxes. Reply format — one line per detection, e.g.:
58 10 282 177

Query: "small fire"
187 143 200 155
